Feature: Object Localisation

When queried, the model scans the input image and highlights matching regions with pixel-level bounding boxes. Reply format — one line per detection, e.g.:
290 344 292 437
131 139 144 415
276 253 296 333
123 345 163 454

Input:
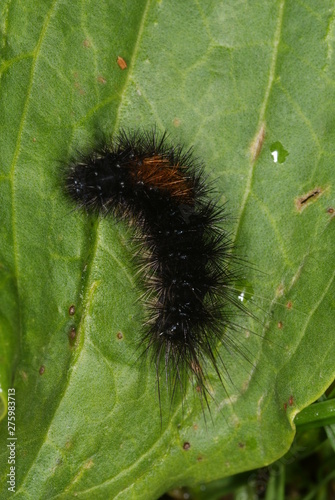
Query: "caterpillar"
65 129 248 405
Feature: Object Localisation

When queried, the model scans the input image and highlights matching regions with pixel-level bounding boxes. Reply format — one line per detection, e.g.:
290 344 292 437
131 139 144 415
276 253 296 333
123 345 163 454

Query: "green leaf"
1 0 335 498
265 462 285 500
295 398 335 431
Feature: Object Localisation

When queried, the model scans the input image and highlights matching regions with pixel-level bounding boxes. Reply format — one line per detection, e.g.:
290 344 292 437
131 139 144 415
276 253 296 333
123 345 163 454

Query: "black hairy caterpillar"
65 129 250 405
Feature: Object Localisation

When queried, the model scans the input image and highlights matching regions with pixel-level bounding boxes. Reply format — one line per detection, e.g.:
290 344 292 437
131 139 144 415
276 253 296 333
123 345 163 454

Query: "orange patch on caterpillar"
131 155 193 203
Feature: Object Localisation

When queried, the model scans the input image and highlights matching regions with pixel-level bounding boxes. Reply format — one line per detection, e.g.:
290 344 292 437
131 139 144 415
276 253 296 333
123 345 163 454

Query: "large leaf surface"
1 0 335 498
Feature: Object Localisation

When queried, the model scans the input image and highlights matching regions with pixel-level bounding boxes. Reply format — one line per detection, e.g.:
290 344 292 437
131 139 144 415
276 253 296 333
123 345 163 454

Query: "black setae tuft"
65 129 247 407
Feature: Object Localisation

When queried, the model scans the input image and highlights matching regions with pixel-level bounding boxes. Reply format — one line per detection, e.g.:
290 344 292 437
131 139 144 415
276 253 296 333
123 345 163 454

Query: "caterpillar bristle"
65 128 252 409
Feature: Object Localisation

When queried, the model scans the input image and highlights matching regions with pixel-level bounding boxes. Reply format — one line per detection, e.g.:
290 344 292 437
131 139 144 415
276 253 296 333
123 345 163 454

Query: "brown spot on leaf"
117 332 123 340
39 365 45 375
69 327 76 340
250 122 265 161
183 442 191 450
69 327 78 348
277 321 283 329
69 305 75 316
295 187 323 212
117 56 127 70
97 76 106 84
